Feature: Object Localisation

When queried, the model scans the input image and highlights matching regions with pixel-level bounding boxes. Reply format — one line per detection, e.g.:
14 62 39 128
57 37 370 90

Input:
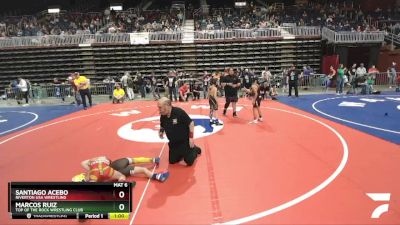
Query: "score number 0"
118 191 126 211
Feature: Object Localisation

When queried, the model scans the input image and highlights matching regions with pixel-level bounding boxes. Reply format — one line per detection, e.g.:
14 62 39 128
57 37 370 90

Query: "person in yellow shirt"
73 72 92 110
113 83 125 104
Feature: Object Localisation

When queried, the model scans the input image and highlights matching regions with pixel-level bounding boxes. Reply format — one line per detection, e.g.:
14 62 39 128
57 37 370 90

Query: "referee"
222 68 241 117
158 97 201 166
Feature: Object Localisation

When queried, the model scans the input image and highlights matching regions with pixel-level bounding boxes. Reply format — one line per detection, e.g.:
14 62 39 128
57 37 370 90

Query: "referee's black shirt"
160 107 192 144
222 75 240 97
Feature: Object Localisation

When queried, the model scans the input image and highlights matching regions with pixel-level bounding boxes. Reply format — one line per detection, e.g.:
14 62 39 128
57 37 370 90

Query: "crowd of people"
0 12 107 37
195 1 400 35
6 61 399 107
0 7 183 38
1 1 400 38
326 61 398 95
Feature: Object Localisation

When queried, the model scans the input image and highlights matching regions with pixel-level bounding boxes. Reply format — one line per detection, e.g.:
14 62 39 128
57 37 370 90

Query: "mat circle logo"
118 115 224 143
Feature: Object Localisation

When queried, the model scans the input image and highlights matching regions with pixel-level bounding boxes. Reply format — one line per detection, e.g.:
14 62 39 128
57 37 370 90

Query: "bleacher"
0 47 85 89
0 37 321 90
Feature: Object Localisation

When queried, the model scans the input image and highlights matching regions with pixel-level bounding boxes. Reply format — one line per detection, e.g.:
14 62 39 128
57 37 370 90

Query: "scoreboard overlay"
8 182 134 220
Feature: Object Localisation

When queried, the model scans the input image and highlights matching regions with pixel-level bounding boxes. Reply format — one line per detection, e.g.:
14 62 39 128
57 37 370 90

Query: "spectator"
192 84 201 100
68 73 82 106
356 63 367 78
120 72 129 95
287 64 301 97
113 83 125 104
336 64 345 95
135 73 146 98
74 72 92 110
150 73 160 100
325 65 336 92
126 74 135 100
103 76 115 100
165 71 178 101
202 71 211 99
179 83 191 102
17 77 29 105
301 65 313 90
389 61 397 88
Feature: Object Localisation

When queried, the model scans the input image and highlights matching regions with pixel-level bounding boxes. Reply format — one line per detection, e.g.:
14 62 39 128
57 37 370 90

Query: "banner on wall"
130 32 149 45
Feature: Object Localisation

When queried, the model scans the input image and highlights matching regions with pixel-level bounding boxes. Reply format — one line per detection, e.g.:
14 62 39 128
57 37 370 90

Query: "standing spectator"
17 77 29 106
68 73 81 106
241 68 254 96
202 71 211 99
192 84 201 100
216 71 225 97
135 73 146 98
165 71 177 101
53 78 65 102
368 65 380 77
288 65 301 97
368 65 379 88
9 79 19 101
175 72 181 98
389 61 397 89
103 76 115 100
151 73 160 100
301 65 313 90
281 68 289 93
121 72 129 96
336 64 345 95
356 63 367 78
325 65 336 92
163 74 169 98
347 63 357 94
74 72 92 110
113 83 125 104
261 67 271 83
126 74 135 100
262 67 277 100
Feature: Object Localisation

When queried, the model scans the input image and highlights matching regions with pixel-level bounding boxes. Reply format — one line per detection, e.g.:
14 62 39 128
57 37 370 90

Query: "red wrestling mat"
0 98 399 225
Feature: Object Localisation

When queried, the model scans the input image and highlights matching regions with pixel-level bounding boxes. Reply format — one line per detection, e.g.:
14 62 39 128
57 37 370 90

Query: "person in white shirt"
17 77 29 105
261 67 272 82
356 63 367 78
120 72 129 97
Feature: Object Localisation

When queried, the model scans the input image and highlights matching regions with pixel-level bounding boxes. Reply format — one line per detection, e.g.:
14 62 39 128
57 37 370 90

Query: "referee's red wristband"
189 132 194 138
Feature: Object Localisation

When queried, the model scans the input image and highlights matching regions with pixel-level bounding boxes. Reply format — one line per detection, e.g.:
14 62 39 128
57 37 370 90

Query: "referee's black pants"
168 140 199 166
288 81 299 97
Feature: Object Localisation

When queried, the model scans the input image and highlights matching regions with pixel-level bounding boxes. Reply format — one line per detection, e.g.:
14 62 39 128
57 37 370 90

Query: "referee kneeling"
158 97 201 166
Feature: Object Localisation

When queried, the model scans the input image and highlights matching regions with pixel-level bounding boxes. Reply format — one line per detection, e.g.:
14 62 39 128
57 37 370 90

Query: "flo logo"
118 115 224 143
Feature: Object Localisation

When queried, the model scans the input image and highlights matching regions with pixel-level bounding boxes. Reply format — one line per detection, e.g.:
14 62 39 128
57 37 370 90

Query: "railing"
322 27 385 44
0 34 95 48
194 27 321 40
0 27 321 48
149 31 183 42
296 72 400 89
321 27 336 42
94 33 130 44
195 28 282 40
385 32 400 47
0 27 389 48
282 26 321 36
4 73 399 100
4 83 115 100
